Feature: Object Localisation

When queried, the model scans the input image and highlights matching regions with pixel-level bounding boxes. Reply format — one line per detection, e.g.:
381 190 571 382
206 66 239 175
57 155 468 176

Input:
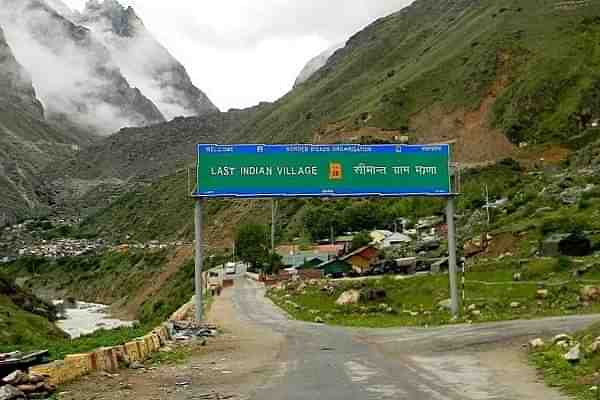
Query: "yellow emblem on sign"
329 162 343 180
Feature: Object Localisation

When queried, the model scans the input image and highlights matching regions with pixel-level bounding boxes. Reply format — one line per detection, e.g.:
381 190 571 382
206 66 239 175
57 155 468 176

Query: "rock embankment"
1 369 56 400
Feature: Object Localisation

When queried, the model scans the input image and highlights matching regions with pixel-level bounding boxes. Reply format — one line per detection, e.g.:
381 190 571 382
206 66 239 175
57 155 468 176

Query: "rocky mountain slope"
0 0 165 135
0 24 91 224
294 43 343 87
76 0 218 119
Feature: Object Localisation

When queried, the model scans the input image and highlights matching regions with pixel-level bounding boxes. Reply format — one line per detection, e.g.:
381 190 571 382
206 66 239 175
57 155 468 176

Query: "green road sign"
195 144 451 198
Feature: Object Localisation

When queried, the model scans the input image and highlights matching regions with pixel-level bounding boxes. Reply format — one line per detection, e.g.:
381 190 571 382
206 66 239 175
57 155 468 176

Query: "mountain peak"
0 25 44 117
82 0 142 37
77 0 218 118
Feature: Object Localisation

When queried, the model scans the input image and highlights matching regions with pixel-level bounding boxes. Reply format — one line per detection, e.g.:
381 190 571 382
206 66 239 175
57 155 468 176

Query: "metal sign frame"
191 143 461 322
194 144 454 199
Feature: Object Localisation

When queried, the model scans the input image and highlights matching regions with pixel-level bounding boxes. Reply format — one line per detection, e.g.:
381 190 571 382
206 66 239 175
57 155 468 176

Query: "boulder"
581 286 600 302
28 374 45 385
0 385 25 400
437 299 452 310
296 283 307 293
14 385 36 394
553 334 573 345
529 338 545 350
537 289 549 299
2 370 27 386
564 344 581 363
335 290 361 306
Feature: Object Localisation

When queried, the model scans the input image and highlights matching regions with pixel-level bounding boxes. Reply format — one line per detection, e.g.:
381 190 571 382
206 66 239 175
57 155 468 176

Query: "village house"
341 245 379 275
382 232 412 248
316 258 352 278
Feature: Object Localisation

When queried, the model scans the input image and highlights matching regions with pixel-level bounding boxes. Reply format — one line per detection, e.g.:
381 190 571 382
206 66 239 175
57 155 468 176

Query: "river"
53 300 136 339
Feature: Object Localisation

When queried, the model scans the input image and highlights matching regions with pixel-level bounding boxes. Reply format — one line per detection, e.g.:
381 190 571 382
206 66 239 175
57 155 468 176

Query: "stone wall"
30 325 171 386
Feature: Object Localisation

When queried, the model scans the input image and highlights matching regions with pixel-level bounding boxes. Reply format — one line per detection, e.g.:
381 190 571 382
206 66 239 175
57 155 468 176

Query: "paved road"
230 278 599 400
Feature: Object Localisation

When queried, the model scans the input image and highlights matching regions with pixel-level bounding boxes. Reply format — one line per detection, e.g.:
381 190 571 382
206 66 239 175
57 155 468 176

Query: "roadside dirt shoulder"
58 286 284 400
479 345 567 400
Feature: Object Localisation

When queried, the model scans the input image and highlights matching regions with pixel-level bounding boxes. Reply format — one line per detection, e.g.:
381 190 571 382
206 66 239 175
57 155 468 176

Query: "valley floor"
58 278 599 400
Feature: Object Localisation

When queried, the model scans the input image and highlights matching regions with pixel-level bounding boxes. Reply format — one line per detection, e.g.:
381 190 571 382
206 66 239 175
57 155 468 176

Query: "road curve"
229 278 597 400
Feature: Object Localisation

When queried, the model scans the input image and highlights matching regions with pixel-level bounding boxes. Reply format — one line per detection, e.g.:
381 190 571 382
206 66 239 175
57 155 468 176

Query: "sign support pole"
271 198 276 254
446 196 460 316
194 197 204 322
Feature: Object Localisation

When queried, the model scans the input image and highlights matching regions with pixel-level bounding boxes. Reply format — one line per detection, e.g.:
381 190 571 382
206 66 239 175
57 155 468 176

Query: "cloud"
62 0 414 110
0 0 165 135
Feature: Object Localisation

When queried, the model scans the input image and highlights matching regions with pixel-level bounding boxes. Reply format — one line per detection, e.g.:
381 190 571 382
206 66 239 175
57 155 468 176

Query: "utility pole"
187 167 191 196
194 198 204 322
330 225 335 245
446 196 460 317
232 239 236 262
484 185 491 226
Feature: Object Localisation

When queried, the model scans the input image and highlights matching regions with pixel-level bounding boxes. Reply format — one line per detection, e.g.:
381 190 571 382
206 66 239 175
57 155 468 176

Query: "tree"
235 223 269 269
349 231 372 252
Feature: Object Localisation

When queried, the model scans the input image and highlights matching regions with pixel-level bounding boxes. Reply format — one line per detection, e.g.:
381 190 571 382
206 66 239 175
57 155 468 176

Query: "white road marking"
344 361 408 398
412 355 500 399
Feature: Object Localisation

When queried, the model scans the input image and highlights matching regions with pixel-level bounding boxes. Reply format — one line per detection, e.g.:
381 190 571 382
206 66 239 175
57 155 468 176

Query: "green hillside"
236 0 600 150
0 273 67 347
58 0 600 195
0 24 95 223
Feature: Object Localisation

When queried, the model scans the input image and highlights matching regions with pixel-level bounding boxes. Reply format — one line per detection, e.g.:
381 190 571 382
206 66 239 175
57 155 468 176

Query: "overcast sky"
63 0 413 111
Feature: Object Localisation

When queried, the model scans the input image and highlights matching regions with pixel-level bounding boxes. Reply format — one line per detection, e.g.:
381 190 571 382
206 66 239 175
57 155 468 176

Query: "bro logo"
329 163 343 180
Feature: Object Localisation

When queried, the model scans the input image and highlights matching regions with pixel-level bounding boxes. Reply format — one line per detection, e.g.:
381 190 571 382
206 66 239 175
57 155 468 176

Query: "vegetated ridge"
59 0 600 244
0 272 67 346
60 0 600 189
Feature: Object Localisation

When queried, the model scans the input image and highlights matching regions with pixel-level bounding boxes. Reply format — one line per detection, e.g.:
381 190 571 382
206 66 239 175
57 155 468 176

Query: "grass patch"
268 258 600 328
531 322 600 399
0 324 149 362
147 347 188 366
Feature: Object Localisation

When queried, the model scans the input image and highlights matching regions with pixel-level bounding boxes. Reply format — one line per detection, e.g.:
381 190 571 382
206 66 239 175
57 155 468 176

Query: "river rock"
564 344 581 362
529 338 545 350
336 290 361 306
0 385 25 400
